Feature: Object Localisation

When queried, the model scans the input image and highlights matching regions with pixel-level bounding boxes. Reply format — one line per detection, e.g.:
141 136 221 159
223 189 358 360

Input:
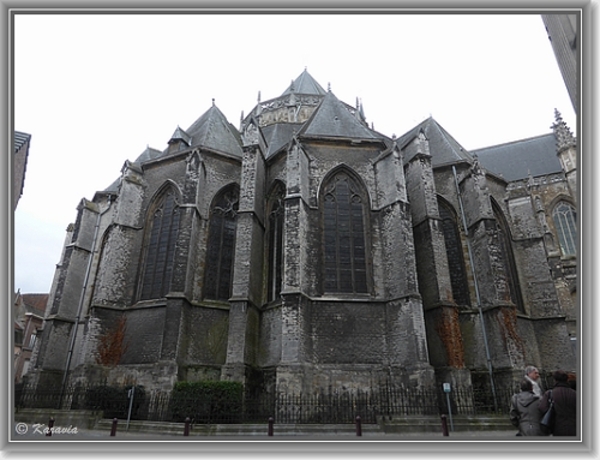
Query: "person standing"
524 365 543 396
539 370 577 436
510 379 545 436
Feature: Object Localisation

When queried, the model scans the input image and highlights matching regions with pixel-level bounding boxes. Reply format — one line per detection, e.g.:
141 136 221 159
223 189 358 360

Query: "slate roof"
14 131 31 152
262 123 304 158
21 293 48 316
397 117 473 167
134 146 163 163
299 90 382 141
169 126 192 146
184 103 243 157
472 133 561 182
281 69 327 96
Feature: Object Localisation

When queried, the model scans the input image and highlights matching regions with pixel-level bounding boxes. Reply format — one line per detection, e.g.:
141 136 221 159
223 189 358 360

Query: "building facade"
542 13 578 113
13 292 47 383
13 131 31 210
28 70 577 397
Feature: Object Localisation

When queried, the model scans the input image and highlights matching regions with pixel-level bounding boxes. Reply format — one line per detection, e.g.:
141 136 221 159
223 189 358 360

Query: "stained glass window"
323 172 368 294
552 201 577 256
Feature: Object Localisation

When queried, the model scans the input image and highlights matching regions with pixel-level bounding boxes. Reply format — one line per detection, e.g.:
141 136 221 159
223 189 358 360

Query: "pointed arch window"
322 171 368 294
438 199 471 307
204 185 239 301
140 187 181 300
267 182 285 302
552 201 577 256
492 200 524 312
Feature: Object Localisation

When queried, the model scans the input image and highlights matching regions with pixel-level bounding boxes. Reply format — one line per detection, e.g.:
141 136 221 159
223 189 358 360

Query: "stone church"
29 69 577 397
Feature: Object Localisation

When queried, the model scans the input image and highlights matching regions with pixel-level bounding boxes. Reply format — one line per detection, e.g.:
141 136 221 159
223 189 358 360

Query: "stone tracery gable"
256 94 323 127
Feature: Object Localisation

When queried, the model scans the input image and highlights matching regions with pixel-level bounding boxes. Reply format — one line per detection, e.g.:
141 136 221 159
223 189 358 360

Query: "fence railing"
15 383 514 425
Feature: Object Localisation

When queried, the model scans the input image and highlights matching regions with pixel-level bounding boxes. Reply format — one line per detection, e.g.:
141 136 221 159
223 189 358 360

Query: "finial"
554 108 563 121
258 91 261 102
212 98 215 106
551 108 576 152
327 82 331 92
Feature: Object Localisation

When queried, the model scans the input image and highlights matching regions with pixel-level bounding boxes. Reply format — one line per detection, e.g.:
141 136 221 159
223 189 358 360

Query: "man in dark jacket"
539 370 577 436
510 379 545 436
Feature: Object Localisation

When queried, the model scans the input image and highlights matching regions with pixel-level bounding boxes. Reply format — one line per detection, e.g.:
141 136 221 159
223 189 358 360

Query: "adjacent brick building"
13 292 47 383
28 70 577 398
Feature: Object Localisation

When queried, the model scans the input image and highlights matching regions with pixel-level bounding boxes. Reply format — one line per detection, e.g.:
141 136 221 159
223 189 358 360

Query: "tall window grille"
140 187 181 300
552 201 577 256
267 182 285 302
322 171 368 294
438 199 471 306
204 185 239 301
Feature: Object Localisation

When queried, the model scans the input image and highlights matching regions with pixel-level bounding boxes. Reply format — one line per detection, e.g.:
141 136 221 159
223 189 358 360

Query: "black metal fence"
15 383 514 425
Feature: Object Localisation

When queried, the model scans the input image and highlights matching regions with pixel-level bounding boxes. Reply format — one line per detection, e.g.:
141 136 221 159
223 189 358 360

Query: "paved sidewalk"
12 426 521 441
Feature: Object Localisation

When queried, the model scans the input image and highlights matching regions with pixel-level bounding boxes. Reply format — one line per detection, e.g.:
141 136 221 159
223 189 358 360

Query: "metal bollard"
441 414 449 437
46 417 54 437
268 417 274 436
110 418 118 437
184 417 191 436
355 415 362 437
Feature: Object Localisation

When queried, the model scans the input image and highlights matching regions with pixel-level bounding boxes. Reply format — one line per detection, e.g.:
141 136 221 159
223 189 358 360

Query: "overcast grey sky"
13 12 576 294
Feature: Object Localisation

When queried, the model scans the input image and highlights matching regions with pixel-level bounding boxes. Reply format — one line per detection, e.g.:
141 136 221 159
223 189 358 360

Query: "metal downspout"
452 165 498 412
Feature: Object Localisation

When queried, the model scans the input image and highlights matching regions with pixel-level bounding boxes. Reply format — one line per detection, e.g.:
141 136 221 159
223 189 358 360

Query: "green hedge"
169 381 243 423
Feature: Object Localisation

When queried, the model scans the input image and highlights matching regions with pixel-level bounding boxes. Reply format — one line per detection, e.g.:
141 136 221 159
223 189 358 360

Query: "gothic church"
30 69 577 396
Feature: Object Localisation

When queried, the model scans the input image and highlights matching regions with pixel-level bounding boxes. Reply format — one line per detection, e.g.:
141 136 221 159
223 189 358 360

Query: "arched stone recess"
490 198 524 313
91 224 137 308
437 196 471 308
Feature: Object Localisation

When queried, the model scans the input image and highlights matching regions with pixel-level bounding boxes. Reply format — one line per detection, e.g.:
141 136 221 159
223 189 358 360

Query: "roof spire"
327 82 331 92
212 98 215 106
551 108 576 153
257 91 261 103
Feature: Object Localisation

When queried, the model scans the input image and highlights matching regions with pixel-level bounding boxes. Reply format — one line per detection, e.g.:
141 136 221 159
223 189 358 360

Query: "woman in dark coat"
539 370 577 436
510 379 545 436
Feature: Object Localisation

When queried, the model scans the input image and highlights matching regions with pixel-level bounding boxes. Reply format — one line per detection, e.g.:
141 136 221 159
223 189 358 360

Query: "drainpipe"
58 195 113 407
452 166 498 412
